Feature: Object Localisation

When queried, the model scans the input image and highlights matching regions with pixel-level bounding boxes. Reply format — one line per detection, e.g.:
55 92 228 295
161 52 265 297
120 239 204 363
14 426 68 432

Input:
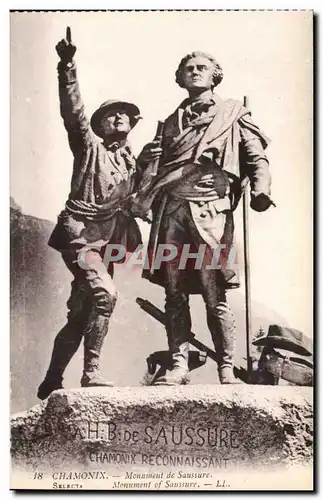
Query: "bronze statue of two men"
37 29 273 399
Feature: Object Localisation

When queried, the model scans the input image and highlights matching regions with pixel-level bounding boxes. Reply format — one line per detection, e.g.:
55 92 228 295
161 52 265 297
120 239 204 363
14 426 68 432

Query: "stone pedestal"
11 385 313 490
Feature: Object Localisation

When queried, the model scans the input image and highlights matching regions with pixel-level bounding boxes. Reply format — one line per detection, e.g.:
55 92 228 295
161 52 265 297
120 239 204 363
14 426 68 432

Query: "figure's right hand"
56 27 76 62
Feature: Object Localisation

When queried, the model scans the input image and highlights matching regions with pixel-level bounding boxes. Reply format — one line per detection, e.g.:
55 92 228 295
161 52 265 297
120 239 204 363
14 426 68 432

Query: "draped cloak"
134 97 270 293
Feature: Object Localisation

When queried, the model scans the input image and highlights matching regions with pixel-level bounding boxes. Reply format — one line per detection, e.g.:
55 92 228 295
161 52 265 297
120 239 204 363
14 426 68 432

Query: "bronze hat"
253 324 312 357
90 100 142 138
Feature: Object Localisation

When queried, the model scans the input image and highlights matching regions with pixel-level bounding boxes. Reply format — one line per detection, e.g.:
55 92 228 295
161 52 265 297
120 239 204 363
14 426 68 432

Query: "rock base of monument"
11 385 313 490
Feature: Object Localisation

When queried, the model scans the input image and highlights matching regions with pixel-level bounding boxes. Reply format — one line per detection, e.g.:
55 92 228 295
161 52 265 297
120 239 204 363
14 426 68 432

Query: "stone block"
11 385 313 490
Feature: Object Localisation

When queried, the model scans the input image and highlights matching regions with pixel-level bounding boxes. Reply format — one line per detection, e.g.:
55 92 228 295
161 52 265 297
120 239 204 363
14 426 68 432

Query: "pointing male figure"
37 28 143 399
134 51 273 385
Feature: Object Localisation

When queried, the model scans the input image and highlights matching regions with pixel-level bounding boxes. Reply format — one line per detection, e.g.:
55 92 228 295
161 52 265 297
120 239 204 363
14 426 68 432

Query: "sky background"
10 10 313 334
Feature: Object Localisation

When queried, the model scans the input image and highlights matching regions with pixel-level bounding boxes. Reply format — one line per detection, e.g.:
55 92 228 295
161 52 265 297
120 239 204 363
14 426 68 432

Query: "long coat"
139 96 271 292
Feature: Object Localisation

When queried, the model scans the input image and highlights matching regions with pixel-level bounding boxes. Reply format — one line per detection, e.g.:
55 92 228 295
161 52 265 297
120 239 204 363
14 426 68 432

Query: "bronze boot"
207 301 239 384
153 342 190 386
37 321 83 400
153 291 191 385
81 312 114 388
37 378 63 401
218 365 237 384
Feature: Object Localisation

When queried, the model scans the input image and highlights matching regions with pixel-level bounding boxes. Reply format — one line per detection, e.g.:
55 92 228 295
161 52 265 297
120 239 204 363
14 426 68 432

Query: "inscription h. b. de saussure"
69 421 240 449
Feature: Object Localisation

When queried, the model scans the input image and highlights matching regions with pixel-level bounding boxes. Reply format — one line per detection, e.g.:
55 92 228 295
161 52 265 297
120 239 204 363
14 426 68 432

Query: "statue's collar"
179 91 223 110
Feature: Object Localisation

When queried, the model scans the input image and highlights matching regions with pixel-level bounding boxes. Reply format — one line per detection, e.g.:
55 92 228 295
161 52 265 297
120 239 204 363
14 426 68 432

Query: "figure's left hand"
250 193 276 212
129 195 152 222
137 141 163 168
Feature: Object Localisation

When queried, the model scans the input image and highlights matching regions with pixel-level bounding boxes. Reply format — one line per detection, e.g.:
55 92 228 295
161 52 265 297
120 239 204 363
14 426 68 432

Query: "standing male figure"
37 28 142 399
134 51 273 385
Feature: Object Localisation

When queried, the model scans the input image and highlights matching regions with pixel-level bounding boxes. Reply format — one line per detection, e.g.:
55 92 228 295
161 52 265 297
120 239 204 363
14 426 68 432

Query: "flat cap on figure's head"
90 100 142 139
175 51 223 91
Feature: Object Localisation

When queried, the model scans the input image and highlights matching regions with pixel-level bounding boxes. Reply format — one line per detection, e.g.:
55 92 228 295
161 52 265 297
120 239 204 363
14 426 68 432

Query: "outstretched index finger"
66 26 72 43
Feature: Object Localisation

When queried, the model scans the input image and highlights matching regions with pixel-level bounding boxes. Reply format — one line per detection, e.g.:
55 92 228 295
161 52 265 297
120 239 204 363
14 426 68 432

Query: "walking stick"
242 95 253 379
